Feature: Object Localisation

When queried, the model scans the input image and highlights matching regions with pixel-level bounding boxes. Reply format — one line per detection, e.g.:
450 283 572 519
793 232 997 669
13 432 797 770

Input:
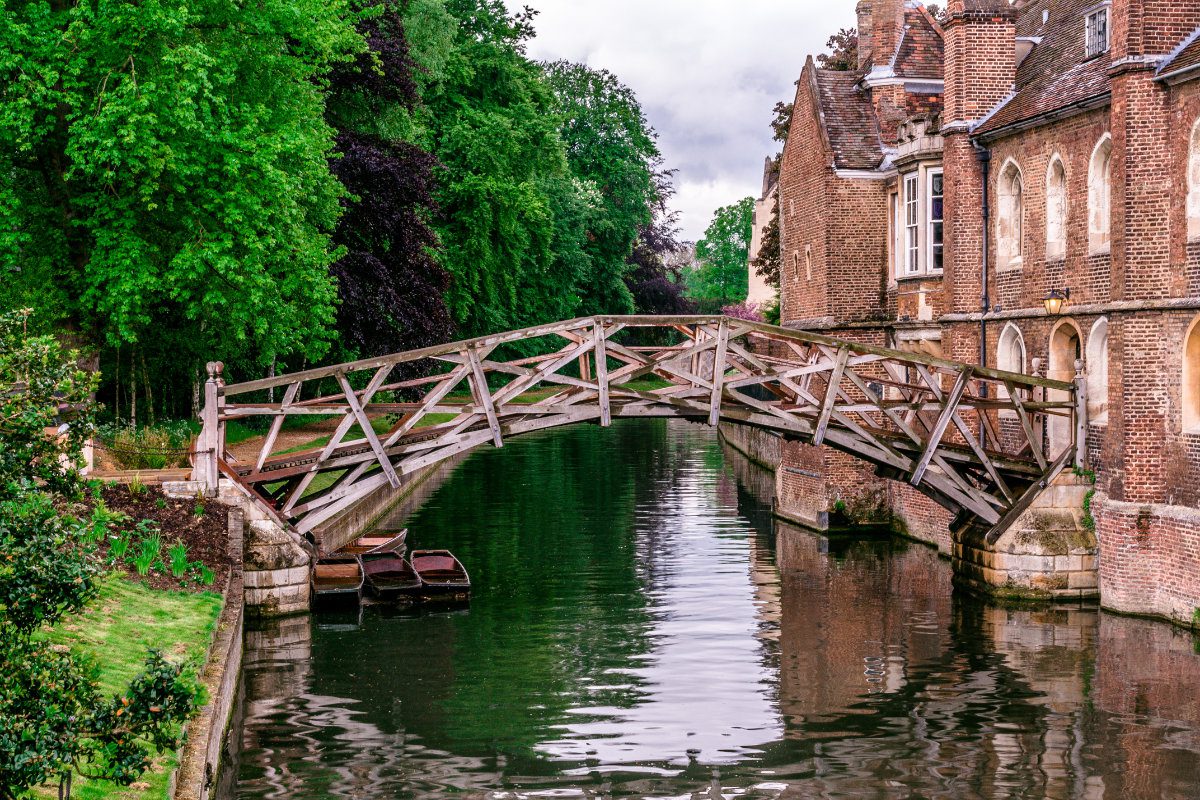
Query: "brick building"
774 0 1200 627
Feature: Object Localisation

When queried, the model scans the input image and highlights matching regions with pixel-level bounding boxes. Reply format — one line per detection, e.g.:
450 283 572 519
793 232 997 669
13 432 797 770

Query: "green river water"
229 419 1200 799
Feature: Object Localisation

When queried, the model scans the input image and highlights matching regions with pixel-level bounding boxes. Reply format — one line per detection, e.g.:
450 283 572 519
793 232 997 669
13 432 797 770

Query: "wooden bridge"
194 316 1084 542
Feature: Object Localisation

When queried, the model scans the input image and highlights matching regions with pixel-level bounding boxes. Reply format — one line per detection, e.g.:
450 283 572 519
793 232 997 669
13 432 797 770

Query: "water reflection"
232 420 1200 799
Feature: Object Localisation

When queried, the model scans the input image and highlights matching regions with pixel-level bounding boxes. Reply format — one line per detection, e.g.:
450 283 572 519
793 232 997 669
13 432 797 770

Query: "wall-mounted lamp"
1043 288 1070 316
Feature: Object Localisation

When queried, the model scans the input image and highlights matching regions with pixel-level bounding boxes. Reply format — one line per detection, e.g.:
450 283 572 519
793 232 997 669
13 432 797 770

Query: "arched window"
1089 136 1113 253
791 251 801 281
1185 316 1200 432
1086 317 1109 425
997 323 1026 374
1189 120 1200 240
804 244 813 281
1046 156 1067 261
998 160 1024 266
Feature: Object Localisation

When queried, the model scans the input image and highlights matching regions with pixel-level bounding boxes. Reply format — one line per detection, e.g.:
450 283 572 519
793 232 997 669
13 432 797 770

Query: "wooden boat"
337 529 407 556
410 550 471 599
310 554 364 607
360 551 422 601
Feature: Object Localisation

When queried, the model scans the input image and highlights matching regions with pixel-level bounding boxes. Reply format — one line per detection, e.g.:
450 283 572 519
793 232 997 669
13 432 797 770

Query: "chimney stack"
943 0 1017 125
871 0 906 73
856 1 874 71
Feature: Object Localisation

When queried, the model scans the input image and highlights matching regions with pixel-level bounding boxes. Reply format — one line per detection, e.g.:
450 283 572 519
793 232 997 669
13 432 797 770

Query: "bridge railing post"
1073 358 1088 469
194 361 224 497
1030 357 1045 460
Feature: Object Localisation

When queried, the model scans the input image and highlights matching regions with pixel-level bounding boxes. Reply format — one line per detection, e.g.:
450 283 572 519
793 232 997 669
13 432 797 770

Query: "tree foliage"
817 27 859 71
327 3 452 361
0 1 366 365
0 311 195 798
626 167 693 315
542 60 662 315
687 197 756 311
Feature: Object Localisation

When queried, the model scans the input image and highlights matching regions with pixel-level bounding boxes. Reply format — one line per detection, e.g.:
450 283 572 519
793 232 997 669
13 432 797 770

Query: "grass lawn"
33 575 225 800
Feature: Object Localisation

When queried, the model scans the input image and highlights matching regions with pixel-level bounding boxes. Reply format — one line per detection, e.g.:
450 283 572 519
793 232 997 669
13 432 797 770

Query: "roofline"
971 92 1111 143
1157 62 1200 85
1155 23 1200 80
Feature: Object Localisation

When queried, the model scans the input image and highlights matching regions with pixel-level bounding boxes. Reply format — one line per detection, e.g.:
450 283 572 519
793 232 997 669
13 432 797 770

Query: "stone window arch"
997 159 1024 267
804 244 813 281
1184 316 1200 432
997 323 1026 375
1189 119 1200 240
1089 135 1113 253
791 251 801 281
1046 155 1068 261
1086 317 1109 425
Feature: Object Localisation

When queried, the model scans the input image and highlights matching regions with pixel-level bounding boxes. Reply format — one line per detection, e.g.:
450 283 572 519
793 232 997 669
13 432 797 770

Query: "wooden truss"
194 316 1083 540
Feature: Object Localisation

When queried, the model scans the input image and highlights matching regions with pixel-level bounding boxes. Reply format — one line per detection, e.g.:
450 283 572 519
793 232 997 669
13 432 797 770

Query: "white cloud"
504 0 858 240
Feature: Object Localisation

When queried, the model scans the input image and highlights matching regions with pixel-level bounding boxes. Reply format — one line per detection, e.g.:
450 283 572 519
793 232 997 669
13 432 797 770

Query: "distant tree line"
0 0 689 423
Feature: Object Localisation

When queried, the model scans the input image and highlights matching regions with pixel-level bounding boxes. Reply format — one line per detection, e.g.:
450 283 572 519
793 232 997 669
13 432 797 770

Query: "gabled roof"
973 0 1111 137
813 69 885 171
894 6 945 80
1157 25 1200 82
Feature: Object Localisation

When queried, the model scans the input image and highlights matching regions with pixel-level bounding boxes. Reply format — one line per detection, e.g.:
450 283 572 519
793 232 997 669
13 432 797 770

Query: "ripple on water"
233 420 1200 800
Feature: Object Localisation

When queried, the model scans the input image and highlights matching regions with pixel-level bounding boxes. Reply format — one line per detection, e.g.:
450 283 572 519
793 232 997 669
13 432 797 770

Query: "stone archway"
1048 320 1082 454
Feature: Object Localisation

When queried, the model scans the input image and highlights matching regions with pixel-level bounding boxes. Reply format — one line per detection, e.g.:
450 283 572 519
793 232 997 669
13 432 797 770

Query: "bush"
96 422 195 470
1 310 195 797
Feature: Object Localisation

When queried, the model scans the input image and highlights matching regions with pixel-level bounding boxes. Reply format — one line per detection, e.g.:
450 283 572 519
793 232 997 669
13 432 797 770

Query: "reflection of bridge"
194 316 1081 538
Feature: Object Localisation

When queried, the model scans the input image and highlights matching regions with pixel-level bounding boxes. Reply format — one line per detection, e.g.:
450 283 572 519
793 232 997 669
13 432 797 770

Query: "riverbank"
34 576 224 800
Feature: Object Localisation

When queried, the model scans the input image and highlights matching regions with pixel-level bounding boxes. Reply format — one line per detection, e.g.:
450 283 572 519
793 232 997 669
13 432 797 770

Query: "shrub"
96 421 195 470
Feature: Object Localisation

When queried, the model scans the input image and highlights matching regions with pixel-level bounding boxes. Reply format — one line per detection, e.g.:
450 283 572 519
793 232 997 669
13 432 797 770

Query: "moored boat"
338 529 408 556
361 551 422 601
410 549 471 600
311 554 364 608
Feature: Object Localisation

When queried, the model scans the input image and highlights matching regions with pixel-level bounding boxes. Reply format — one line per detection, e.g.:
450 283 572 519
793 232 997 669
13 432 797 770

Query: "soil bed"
95 484 231 592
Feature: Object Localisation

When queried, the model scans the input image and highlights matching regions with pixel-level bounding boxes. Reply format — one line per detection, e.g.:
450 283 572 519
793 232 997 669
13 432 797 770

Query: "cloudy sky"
504 0 859 241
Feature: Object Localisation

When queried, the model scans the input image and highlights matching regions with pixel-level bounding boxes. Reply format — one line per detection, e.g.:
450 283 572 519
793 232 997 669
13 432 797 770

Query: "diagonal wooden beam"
911 367 972 486
467 346 503 448
812 346 850 446
255 381 300 472
338 372 400 489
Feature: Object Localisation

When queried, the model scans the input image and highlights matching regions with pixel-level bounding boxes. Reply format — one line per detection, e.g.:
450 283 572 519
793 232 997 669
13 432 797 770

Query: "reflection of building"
748 157 780 307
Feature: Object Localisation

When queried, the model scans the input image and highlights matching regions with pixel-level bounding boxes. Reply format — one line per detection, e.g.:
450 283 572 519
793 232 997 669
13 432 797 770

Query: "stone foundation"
954 473 1099 601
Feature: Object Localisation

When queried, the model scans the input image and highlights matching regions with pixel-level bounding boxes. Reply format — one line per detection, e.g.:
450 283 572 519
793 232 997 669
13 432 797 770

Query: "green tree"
0 310 195 798
687 197 755 311
402 0 587 336
0 0 366 391
542 60 661 316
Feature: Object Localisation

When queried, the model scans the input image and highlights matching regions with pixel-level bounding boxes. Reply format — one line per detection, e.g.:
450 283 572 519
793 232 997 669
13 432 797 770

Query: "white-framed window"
927 169 944 273
904 173 920 275
1085 7 1109 59
1087 317 1109 425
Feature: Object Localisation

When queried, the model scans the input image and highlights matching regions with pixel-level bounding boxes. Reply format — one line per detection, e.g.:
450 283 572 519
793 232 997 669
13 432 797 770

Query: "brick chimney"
942 0 1017 126
856 1 874 71
870 0 906 73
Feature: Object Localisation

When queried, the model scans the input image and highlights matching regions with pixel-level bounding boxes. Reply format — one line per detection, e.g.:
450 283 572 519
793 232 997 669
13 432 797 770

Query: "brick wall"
779 67 830 325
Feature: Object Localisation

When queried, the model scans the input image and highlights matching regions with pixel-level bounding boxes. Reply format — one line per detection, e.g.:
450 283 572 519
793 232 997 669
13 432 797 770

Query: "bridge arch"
194 316 1079 542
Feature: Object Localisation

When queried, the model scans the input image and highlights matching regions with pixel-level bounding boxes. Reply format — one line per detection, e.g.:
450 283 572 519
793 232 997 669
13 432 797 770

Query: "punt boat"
361 551 422 602
310 554 364 607
410 550 471 600
338 529 408 556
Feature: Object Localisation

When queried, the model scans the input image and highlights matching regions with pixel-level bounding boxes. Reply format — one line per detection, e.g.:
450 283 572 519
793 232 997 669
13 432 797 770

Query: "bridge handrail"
219 315 1076 397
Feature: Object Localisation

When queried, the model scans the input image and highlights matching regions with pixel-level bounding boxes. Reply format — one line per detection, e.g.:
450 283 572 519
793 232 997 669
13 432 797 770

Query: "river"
227 419 1200 799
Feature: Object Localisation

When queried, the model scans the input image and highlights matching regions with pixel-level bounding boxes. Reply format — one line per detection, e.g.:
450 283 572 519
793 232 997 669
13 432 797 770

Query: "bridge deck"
194 316 1082 542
